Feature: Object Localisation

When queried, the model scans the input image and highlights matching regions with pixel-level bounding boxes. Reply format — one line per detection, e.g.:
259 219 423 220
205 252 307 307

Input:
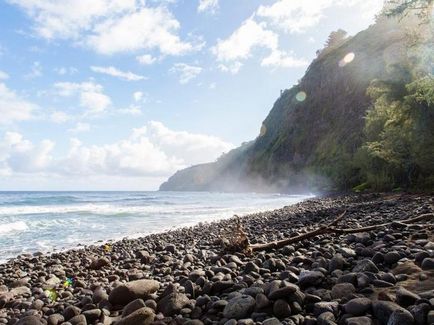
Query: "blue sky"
0 0 383 190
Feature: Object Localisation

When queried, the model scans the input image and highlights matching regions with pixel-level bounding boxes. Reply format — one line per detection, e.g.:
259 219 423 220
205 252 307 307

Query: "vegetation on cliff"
160 2 434 193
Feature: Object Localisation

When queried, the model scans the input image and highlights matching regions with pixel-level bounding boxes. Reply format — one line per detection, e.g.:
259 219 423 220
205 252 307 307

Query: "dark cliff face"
160 17 412 193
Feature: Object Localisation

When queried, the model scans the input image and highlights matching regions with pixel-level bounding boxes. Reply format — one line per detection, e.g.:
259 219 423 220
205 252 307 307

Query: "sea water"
0 191 313 263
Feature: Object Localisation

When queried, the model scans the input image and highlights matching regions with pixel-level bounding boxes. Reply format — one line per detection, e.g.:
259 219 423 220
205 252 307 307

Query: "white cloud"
91 66 146 81
0 70 9 80
0 82 36 124
212 17 308 72
213 18 278 62
118 105 142 116
50 111 71 123
54 66 78 75
54 81 112 114
218 62 243 75
133 91 144 102
8 0 137 39
9 0 196 56
68 122 90 133
80 92 112 114
24 61 42 79
198 0 219 14
0 122 234 179
136 54 157 65
261 49 308 68
256 0 383 33
86 6 195 55
0 132 54 175
146 121 233 165
170 63 202 84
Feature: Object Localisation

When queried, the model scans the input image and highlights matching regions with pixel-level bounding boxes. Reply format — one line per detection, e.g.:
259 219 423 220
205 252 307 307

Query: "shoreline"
0 193 433 324
0 191 312 264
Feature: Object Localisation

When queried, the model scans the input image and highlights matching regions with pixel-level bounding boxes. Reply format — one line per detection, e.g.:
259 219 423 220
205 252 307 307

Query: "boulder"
223 295 256 320
115 307 155 325
109 280 160 306
157 292 190 316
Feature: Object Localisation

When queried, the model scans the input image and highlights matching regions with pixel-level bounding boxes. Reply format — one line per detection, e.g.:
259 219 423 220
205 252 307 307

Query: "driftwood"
248 211 434 252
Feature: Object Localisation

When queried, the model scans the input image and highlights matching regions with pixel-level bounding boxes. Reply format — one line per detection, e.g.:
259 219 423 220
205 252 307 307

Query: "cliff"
160 14 433 193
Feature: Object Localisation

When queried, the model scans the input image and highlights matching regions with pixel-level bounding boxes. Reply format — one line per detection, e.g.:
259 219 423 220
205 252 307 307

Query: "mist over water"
0 191 313 263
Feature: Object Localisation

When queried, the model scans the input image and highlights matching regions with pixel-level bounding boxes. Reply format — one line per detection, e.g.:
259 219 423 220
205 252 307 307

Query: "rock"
345 316 373 325
268 284 298 300
344 298 372 316
317 311 336 325
256 293 270 309
93 286 108 303
262 317 282 325
223 295 256 320
427 311 434 325
421 257 434 270
372 252 384 264
273 299 291 319
90 257 110 269
165 244 177 253
16 316 44 325
387 309 414 325
157 292 190 316
82 309 101 323
109 280 160 306
384 252 401 265
313 302 339 317
329 254 345 272
372 301 406 325
184 321 204 325
42 276 61 289
409 302 430 325
331 283 356 299
122 298 147 317
189 270 205 282
347 232 371 244
353 259 379 273
69 314 87 325
244 262 260 274
63 306 81 320
396 287 420 307
31 299 44 310
298 271 325 287
115 307 155 325
47 314 64 325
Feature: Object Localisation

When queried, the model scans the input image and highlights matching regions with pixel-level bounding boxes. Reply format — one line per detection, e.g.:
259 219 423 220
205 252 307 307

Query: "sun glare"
339 52 355 67
296 91 307 102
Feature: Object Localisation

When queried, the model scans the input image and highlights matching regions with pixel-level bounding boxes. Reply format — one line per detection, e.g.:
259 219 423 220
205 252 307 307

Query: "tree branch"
249 212 434 252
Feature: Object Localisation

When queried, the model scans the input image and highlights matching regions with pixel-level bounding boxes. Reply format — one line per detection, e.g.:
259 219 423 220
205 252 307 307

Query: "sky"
0 0 384 190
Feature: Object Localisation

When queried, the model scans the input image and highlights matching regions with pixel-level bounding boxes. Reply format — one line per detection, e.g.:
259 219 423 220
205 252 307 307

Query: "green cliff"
160 12 434 193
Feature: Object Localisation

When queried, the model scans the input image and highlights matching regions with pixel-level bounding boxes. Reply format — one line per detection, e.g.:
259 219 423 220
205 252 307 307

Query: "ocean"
0 191 313 263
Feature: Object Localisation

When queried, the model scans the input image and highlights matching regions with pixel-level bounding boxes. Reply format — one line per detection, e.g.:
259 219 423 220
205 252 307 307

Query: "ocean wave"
0 221 28 234
0 203 230 216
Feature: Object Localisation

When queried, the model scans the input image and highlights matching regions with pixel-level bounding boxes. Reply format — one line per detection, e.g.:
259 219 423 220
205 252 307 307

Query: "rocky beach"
0 193 433 325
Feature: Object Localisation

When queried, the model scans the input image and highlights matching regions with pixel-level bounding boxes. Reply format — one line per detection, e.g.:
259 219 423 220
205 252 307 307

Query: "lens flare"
63 277 74 288
295 91 307 102
339 52 355 67
44 289 57 302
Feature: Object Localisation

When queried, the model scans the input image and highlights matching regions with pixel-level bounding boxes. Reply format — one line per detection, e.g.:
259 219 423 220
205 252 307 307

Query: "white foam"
0 203 218 216
0 221 28 234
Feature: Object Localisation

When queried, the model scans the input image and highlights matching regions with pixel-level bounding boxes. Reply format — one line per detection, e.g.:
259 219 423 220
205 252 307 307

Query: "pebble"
0 194 432 325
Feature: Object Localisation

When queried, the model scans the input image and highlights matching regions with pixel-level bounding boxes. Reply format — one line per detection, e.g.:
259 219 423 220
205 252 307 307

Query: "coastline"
0 193 433 325
0 191 312 263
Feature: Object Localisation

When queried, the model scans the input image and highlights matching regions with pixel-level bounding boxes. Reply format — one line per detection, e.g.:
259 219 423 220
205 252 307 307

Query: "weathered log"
249 212 434 252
